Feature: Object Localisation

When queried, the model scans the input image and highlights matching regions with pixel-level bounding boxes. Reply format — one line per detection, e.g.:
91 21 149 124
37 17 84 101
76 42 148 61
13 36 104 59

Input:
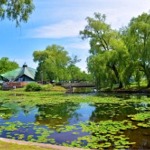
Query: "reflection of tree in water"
21 105 35 116
89 103 139 122
35 102 80 128
125 127 150 149
0 103 21 119
0 103 35 120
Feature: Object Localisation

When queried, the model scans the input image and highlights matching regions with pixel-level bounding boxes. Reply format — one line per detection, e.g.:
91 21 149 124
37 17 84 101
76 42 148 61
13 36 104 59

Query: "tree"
67 56 81 82
66 55 92 82
67 64 82 82
67 64 91 82
80 13 129 89
124 13 150 87
33 45 71 82
0 57 19 74
0 0 34 25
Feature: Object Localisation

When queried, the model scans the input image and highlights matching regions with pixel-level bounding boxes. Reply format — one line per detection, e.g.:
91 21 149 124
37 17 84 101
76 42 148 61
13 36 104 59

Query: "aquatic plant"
0 90 150 149
128 112 150 121
65 120 137 149
137 122 150 128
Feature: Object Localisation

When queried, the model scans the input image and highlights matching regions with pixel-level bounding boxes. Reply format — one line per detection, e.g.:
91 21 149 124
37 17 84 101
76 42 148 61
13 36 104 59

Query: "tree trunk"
146 77 150 88
143 66 150 88
118 81 123 89
111 64 123 89
147 81 150 88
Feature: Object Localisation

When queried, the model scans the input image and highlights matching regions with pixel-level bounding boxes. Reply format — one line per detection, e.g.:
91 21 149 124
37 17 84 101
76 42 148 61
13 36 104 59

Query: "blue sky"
0 0 150 71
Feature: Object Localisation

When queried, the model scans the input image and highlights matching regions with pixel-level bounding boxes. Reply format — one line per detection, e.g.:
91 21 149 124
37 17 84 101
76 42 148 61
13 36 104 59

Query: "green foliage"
67 64 92 82
80 13 129 89
0 57 19 74
67 64 82 82
41 84 53 91
0 0 34 26
128 112 150 121
33 45 71 82
51 86 66 92
66 120 137 149
25 82 42 92
80 12 150 89
33 45 92 83
67 56 92 82
123 13 150 87
25 83 66 92
127 103 150 128
137 122 150 128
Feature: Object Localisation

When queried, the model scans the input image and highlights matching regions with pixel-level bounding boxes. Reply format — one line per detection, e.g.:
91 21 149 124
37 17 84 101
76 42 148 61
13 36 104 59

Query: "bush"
51 86 66 92
42 84 53 91
25 82 42 91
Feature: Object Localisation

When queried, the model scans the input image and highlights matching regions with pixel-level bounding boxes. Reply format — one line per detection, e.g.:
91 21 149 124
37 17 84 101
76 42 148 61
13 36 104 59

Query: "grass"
0 140 52 150
100 79 149 91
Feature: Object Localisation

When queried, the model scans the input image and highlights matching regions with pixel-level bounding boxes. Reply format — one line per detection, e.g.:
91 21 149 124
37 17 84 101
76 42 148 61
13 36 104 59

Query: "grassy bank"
0 140 52 150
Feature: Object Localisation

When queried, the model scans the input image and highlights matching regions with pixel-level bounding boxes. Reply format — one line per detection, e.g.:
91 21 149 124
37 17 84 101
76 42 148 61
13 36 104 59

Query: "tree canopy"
33 45 71 82
124 13 150 87
80 13 129 89
0 57 19 74
80 12 150 89
33 45 92 83
0 0 34 25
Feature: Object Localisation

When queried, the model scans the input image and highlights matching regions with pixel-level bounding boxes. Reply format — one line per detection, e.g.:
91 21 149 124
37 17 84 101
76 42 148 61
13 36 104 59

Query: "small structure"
0 64 36 90
62 82 96 93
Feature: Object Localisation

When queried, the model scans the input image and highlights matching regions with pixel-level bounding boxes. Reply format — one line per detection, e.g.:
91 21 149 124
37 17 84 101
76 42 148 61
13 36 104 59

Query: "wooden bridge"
61 82 96 93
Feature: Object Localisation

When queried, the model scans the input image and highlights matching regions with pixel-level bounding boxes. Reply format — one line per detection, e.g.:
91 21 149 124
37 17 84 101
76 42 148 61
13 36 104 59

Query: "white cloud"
65 41 90 51
28 0 150 39
28 20 86 38
107 0 150 28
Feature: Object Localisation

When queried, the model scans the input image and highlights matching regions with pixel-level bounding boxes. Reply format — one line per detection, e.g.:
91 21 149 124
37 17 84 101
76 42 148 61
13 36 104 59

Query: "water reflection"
0 100 149 149
35 102 80 128
97 92 150 99
0 103 21 119
89 103 139 122
126 128 150 149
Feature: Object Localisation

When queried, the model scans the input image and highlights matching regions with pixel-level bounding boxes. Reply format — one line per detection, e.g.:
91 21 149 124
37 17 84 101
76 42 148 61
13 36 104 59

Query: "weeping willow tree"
80 13 129 89
123 13 150 88
0 0 34 25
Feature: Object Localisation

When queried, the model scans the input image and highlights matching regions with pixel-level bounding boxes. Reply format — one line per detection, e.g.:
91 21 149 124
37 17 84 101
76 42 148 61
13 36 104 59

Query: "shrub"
25 82 42 91
51 86 66 92
42 84 53 91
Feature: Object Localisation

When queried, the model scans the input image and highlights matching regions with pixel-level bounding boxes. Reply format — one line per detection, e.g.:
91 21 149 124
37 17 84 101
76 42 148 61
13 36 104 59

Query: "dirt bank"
0 138 86 150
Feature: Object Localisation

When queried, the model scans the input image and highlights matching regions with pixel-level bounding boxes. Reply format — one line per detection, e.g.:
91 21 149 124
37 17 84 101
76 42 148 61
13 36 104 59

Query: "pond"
0 95 150 149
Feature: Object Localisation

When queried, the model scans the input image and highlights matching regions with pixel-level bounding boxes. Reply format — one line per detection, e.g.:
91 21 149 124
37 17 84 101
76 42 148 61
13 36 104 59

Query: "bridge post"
69 85 73 93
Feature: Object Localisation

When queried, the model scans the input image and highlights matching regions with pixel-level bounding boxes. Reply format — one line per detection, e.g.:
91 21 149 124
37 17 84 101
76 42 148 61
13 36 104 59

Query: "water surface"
0 98 149 149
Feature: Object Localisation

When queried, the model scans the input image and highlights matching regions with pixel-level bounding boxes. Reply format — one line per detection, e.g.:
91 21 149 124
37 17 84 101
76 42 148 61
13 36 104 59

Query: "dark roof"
0 64 36 81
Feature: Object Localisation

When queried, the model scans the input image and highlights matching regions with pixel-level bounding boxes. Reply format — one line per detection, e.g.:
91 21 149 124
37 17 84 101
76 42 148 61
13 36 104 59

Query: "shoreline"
100 88 150 94
0 138 87 150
